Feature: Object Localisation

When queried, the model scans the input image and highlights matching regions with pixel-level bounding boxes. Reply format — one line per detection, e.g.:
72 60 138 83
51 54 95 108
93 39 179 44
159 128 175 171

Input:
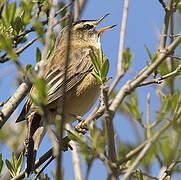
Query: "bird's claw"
75 117 88 134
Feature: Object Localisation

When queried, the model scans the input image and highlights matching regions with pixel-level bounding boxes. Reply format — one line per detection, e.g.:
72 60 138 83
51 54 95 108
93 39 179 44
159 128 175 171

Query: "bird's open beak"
96 24 117 33
95 14 117 33
96 14 110 24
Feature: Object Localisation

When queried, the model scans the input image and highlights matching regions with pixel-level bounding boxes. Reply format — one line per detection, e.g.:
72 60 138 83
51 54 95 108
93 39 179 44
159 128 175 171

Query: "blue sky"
1 0 180 179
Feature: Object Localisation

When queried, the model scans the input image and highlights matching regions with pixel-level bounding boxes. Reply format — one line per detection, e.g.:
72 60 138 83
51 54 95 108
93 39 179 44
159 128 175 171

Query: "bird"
16 14 116 176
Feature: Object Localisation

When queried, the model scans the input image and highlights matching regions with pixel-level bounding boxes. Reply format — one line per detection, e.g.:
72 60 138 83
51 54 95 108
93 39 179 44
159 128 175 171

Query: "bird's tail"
25 112 45 177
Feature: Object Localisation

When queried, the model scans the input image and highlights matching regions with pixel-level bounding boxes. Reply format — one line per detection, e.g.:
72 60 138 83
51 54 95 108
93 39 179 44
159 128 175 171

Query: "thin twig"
109 34 181 113
138 64 181 87
56 1 73 179
159 160 181 180
159 0 173 49
158 0 167 11
33 156 55 180
0 36 39 63
12 136 71 180
122 121 171 180
109 0 130 96
66 123 83 180
146 92 151 139
74 0 87 21
117 0 130 73
101 85 117 178
168 55 181 60
117 140 147 165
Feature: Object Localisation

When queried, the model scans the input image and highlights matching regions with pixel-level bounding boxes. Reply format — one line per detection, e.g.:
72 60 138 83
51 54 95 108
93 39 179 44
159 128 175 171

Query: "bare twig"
74 0 87 21
12 136 70 180
0 79 32 128
109 34 181 113
33 156 55 180
66 123 83 180
146 92 151 139
101 85 117 179
122 121 171 180
168 55 181 60
159 0 173 49
56 1 73 179
109 0 130 96
158 160 181 180
138 64 181 87
158 0 167 11
117 140 147 165
117 0 130 73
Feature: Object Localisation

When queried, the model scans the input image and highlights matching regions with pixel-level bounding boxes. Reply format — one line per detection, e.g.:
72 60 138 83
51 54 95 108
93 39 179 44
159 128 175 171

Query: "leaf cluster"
89 47 110 85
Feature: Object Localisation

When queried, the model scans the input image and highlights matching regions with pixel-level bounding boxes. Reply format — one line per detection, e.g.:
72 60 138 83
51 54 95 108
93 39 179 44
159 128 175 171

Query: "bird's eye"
83 24 94 30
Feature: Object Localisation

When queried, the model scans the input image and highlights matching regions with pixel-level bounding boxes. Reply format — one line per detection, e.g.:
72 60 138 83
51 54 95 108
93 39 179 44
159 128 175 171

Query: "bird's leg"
74 115 88 134
68 113 88 134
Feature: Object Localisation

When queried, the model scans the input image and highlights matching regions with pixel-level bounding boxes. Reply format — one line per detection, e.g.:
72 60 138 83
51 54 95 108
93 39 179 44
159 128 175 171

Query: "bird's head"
55 14 116 49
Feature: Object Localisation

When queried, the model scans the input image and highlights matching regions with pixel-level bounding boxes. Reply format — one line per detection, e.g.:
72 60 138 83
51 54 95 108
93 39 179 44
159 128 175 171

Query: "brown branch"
0 79 32 128
158 0 167 11
12 136 70 180
138 64 181 87
109 0 130 96
56 1 74 179
66 123 83 180
122 121 171 180
159 0 173 49
74 0 87 21
109 34 181 113
101 85 118 179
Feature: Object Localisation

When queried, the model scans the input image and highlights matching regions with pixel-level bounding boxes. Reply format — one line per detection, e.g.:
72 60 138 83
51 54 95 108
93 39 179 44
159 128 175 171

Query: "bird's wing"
46 47 94 104
16 47 94 122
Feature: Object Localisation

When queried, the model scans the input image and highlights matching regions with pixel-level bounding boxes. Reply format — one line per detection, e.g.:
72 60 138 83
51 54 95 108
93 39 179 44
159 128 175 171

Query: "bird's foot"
75 116 88 134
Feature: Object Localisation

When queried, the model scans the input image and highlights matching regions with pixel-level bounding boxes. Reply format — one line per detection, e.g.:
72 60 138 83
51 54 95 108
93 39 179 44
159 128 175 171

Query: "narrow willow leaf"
136 169 143 180
5 159 15 177
89 49 101 74
144 44 152 60
12 152 17 171
16 153 23 174
101 59 109 79
25 64 33 74
36 47 42 62
92 72 103 84
0 154 4 176
9 2 16 25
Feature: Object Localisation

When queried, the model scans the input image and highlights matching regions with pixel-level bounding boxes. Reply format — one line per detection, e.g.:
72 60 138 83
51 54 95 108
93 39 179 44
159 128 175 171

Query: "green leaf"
12 152 17 171
9 2 16 26
25 64 33 74
31 77 48 107
136 169 143 180
101 59 109 79
89 49 101 74
0 35 17 60
123 47 133 71
33 18 45 43
59 2 68 27
20 0 34 25
89 48 110 85
16 153 23 174
12 16 24 34
92 72 103 84
144 44 152 60
5 159 15 177
36 47 42 62
0 154 4 177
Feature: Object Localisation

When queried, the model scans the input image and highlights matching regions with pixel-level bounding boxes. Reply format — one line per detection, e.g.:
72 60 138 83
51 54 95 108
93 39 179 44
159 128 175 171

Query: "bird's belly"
50 73 100 123
66 73 100 121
